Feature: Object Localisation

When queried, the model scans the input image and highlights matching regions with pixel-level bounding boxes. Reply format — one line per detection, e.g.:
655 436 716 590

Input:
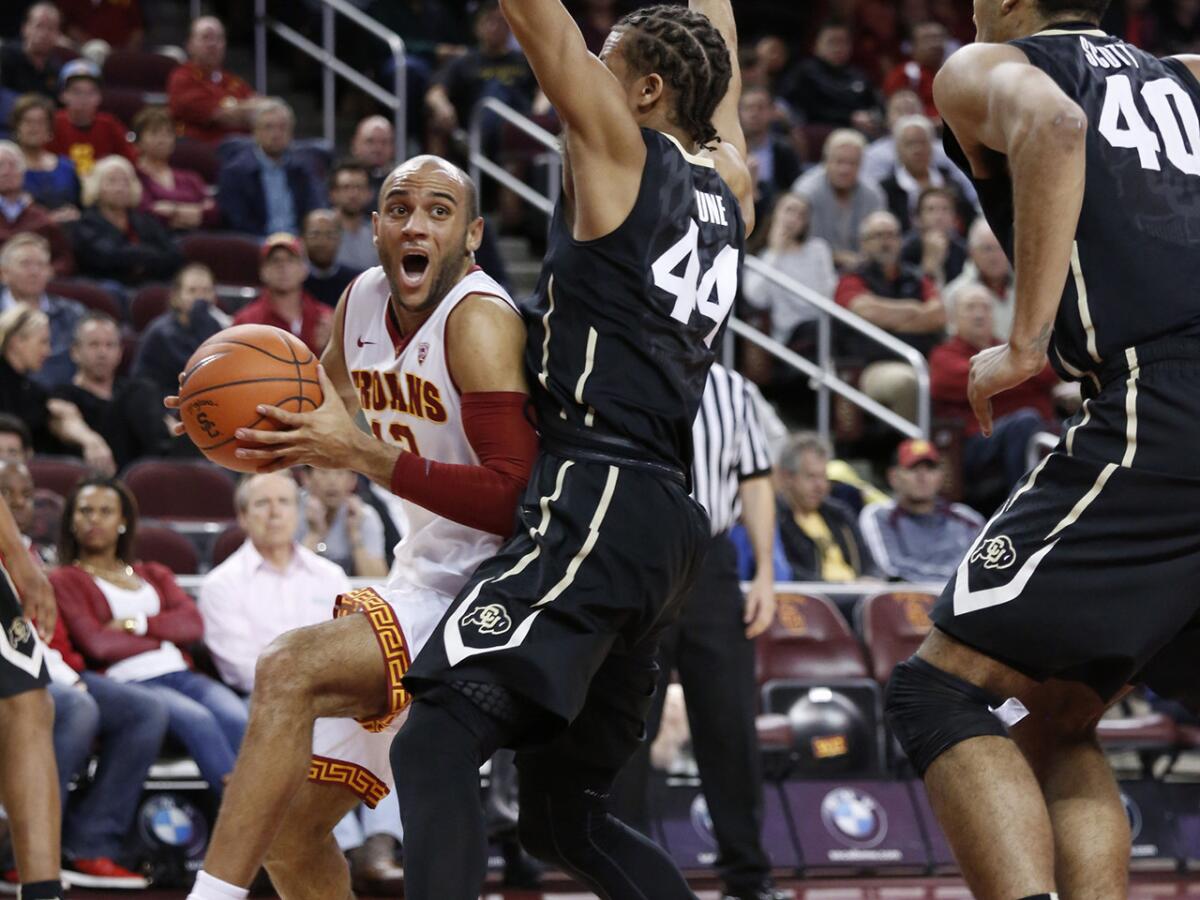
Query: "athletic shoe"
62 858 149 889
722 884 795 900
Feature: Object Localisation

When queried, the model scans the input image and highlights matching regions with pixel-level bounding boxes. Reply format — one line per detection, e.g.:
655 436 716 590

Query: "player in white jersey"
183 156 537 900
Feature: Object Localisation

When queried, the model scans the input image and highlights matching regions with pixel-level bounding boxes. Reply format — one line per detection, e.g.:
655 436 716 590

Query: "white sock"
187 871 249 900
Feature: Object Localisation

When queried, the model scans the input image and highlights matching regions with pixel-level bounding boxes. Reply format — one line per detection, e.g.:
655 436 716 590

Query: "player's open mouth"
400 251 430 288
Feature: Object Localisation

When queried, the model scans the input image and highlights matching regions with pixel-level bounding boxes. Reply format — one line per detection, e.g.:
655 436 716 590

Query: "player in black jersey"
884 1 1200 898
391 1 753 898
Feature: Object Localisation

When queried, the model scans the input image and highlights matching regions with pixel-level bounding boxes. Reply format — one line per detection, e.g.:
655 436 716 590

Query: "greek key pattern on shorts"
308 754 388 808
333 588 411 733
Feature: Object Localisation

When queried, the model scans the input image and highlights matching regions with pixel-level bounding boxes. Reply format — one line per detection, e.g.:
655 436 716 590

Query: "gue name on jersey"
695 189 729 226
1079 36 1139 70
351 369 447 422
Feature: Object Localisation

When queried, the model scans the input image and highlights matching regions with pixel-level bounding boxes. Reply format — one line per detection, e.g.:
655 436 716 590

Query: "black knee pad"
884 657 1011 776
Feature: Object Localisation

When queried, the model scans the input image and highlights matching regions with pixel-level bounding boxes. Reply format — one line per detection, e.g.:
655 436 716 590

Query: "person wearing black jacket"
132 262 224 402
780 21 880 131
72 156 183 286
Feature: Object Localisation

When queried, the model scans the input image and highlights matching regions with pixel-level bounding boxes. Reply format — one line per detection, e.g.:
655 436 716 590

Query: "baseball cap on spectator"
895 438 940 468
59 59 102 90
261 232 305 261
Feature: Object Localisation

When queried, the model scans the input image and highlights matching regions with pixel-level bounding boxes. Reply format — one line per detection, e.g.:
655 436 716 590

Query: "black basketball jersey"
944 23 1200 378
523 129 746 473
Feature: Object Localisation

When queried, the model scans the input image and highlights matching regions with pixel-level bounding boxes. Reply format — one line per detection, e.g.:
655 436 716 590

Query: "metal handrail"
253 0 407 161
465 97 931 440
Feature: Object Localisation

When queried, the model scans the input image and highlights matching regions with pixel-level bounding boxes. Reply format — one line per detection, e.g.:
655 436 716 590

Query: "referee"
614 362 785 900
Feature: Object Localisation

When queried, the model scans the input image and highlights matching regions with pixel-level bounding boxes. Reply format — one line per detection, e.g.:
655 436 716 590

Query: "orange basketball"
178 324 323 473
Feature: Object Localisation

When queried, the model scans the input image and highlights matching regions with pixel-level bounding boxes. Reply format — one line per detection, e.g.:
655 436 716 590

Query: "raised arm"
933 43 1086 433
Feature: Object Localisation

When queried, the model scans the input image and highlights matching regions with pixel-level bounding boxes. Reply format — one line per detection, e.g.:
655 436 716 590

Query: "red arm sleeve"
141 563 205 644
389 391 538 537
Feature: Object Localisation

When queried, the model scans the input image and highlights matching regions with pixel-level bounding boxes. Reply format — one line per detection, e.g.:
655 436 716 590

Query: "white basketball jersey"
342 265 520 597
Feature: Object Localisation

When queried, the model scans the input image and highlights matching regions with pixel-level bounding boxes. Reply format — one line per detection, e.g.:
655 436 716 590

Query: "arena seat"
99 85 152 128
1096 713 1179 752
123 460 235 521
859 590 938 685
169 139 220 185
134 524 200 574
48 279 122 321
131 284 170 332
180 234 261 288
103 50 178 92
28 456 91 498
210 524 245 569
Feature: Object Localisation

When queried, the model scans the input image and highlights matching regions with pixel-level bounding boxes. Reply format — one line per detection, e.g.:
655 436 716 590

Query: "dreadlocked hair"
613 4 733 150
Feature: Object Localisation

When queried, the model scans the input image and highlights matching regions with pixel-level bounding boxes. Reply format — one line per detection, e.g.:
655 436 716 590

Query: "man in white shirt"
197 472 404 892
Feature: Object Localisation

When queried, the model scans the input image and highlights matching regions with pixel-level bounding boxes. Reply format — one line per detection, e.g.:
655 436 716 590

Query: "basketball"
178 324 323 472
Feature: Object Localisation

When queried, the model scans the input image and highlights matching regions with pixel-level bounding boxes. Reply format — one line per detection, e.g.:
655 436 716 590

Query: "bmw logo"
819 787 888 848
689 793 716 848
138 794 209 857
1120 792 1143 842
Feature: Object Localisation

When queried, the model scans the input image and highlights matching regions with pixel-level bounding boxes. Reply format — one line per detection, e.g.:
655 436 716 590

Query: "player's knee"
253 631 318 704
884 656 1011 777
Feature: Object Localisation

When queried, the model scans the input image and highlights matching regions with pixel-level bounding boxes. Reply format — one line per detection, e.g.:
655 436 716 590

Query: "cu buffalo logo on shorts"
969 534 1017 570
461 603 512 636
7 616 32 650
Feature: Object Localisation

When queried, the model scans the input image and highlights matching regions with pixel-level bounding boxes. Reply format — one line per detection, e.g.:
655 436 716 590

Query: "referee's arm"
739 474 776 638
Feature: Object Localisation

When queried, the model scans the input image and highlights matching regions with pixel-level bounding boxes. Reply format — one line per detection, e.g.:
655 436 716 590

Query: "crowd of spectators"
0 0 1197 889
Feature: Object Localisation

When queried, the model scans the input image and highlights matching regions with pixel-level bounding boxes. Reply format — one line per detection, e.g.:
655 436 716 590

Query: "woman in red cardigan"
51 476 247 794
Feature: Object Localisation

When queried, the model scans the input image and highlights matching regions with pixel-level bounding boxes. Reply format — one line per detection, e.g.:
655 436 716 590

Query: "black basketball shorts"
0 566 50 699
930 339 1200 708
404 451 710 758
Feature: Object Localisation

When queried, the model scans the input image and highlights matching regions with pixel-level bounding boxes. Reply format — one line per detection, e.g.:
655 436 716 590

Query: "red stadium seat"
28 456 92 498
169 139 220 185
103 50 178 92
859 590 938 685
756 592 870 685
118 331 138 377
180 234 261 288
98 86 148 129
133 524 199 574
131 284 170 332
123 460 235 521
48 279 122 320
210 524 245 568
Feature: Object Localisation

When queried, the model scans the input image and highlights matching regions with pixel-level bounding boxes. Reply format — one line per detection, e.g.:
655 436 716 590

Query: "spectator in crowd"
781 20 880 131
793 129 885 271
878 114 975 234
12 92 82 220
0 414 31 463
930 285 1062 489
350 115 396 200
52 476 249 798
858 438 983 583
754 34 791 93
835 210 945 422
0 458 164 890
899 186 966 288
168 16 258 144
132 106 218 231
572 0 625 54
943 218 1015 340
0 232 84 387
862 89 956 186
0 140 74 276
72 155 184 286
296 467 388 578
882 20 947 118
739 85 802 223
329 160 377 273
49 60 136 179
1104 0 1160 51
53 313 172 470
742 192 837 347
0 305 114 470
301 209 356 308
217 98 321 237
424 1 538 157
233 233 332 355
132 262 226 401
0 3 65 99
57 0 144 52
198 472 405 891
775 432 875 581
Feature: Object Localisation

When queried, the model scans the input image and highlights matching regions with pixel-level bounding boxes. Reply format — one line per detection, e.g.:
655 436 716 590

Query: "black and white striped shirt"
691 363 773 535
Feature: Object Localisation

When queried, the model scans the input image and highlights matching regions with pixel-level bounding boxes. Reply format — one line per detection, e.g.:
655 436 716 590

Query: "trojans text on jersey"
351 369 448 422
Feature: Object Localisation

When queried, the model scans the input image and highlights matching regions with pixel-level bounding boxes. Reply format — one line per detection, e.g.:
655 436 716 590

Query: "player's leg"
888 629 1057 898
1012 680 1129 899
0 687 62 895
262 781 361 900
192 612 389 894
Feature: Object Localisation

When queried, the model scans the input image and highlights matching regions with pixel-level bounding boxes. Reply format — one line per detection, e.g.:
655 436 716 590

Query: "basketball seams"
179 376 321 404
193 393 321 450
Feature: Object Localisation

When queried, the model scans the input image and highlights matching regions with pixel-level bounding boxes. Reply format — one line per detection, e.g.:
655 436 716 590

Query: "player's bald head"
378 156 479 221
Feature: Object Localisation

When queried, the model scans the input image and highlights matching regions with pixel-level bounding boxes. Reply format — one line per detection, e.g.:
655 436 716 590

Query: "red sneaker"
63 858 148 889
